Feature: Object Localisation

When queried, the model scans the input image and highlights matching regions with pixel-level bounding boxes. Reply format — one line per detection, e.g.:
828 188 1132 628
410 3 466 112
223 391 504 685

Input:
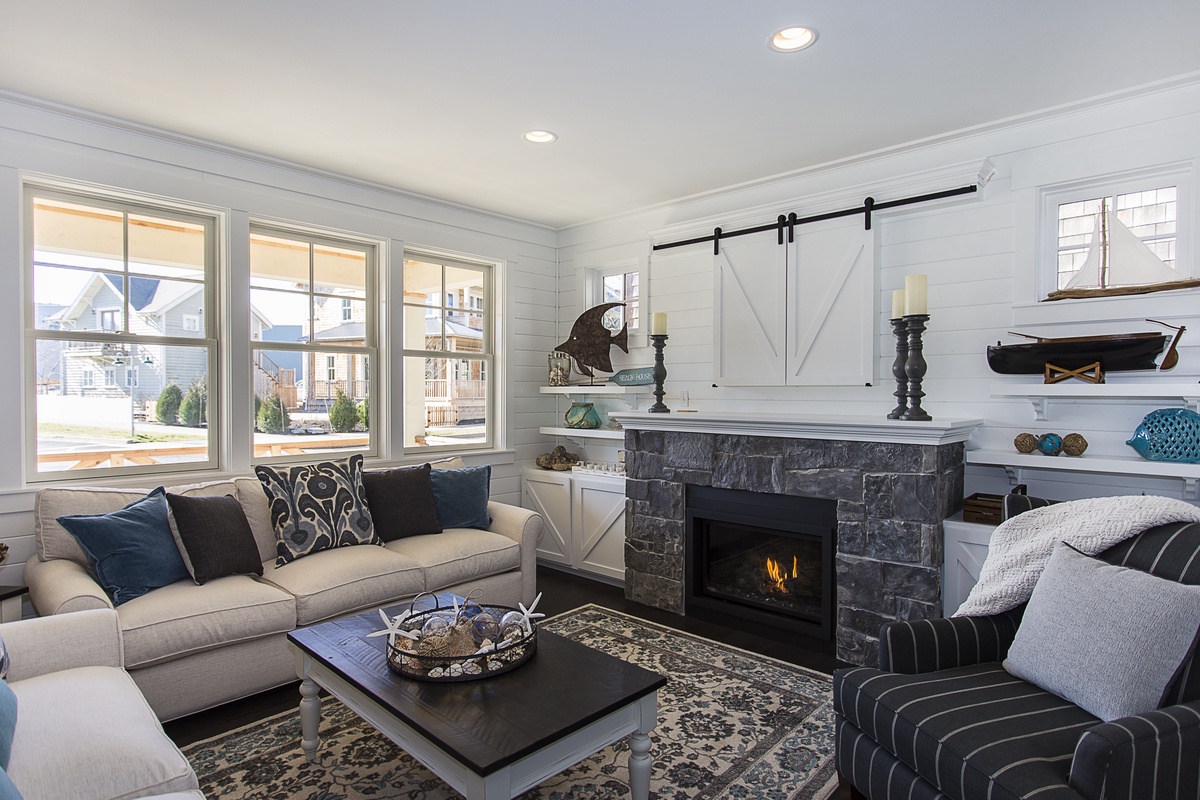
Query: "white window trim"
574 242 650 351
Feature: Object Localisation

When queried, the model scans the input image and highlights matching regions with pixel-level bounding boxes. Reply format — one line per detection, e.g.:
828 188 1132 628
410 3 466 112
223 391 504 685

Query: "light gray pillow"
1004 541 1200 722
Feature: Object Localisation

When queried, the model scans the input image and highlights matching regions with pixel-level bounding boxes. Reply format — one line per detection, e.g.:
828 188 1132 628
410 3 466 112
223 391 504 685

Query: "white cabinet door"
713 237 787 386
522 470 572 567
942 517 995 617
571 475 627 582
787 219 877 386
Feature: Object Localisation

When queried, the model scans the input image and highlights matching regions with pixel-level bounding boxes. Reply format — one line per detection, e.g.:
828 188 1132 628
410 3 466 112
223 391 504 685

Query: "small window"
597 269 640 330
99 309 120 331
182 314 200 332
326 354 337 382
81 368 94 388
125 367 139 388
341 298 352 321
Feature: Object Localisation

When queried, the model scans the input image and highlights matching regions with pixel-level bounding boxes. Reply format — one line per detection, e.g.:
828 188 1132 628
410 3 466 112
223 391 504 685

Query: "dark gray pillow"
1004 541 1200 721
254 454 378 566
362 464 442 541
166 492 263 584
1001 493 1058 521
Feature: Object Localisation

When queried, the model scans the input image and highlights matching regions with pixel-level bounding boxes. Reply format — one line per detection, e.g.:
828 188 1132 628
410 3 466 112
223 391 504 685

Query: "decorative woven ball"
1062 432 1088 457
1036 433 1063 456
1014 432 1038 454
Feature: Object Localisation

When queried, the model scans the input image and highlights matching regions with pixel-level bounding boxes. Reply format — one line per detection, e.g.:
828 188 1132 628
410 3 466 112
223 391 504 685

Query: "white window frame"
125 366 139 388
1035 165 1193 301
341 298 352 321
401 250 495 454
575 243 650 350
103 367 117 387
23 184 219 482
182 314 200 332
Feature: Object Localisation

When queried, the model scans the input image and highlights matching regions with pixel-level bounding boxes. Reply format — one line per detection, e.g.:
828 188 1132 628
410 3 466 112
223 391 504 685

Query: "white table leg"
299 669 322 762
628 692 657 800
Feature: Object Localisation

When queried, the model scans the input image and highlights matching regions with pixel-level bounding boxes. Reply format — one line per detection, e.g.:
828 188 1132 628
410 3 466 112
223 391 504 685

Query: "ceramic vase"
564 402 601 429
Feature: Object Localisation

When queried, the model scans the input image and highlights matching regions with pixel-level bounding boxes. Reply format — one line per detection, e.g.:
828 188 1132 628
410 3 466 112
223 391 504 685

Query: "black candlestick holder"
648 334 670 413
900 314 932 421
887 317 909 419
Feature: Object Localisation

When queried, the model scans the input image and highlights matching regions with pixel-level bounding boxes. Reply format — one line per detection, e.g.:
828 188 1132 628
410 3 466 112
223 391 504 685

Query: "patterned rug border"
184 603 839 800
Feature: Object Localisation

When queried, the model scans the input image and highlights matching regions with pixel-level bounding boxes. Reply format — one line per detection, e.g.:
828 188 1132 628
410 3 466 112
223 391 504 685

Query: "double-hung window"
402 253 493 451
249 227 376 456
24 189 217 478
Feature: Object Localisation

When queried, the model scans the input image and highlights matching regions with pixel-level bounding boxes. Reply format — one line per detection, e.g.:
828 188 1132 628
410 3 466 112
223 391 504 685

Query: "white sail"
1064 206 1179 290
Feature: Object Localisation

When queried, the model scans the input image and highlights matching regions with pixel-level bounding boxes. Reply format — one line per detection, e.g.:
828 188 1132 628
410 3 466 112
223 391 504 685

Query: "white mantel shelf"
609 411 983 446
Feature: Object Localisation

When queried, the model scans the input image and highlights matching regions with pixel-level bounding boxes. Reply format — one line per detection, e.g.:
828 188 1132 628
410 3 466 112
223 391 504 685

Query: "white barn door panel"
523 470 572 567
712 238 787 386
787 220 878 386
571 477 626 582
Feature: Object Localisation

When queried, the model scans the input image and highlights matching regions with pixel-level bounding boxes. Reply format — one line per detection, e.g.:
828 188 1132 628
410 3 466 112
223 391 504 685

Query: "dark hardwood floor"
164 563 852 790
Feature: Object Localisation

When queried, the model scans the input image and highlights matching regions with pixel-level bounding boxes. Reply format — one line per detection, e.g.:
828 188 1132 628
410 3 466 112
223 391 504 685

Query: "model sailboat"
1046 199 1200 300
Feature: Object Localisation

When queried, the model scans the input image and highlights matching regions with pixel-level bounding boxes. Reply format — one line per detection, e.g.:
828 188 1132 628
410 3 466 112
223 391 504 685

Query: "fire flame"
765 555 799 593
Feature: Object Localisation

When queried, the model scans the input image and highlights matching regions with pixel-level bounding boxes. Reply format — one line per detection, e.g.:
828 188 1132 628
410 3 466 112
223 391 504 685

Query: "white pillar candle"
650 312 668 335
891 289 905 320
904 274 928 315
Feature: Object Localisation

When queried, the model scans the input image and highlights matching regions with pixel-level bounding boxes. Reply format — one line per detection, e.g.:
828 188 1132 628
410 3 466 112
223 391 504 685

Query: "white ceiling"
3 1 1200 230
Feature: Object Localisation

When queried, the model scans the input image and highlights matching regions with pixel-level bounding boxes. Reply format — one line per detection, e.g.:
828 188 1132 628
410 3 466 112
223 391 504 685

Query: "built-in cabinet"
713 216 877 387
942 514 995 617
521 467 626 583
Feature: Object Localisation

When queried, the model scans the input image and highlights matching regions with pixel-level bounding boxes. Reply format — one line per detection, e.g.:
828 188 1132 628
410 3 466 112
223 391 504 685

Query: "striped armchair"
833 521 1200 800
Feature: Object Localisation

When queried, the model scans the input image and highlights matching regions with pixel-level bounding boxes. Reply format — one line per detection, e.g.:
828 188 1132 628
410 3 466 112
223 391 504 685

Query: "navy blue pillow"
429 465 492 530
57 487 189 605
0 678 14 771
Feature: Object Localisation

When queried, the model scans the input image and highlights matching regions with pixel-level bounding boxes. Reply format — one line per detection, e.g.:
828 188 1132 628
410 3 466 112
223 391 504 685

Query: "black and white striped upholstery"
834 520 1200 800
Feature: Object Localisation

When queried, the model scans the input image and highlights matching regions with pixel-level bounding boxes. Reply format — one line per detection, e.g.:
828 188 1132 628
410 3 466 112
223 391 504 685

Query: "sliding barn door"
713 237 787 386
787 219 877 386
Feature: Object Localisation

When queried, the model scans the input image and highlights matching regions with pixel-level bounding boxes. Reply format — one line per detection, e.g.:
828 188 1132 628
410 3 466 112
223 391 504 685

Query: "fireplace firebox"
685 485 836 641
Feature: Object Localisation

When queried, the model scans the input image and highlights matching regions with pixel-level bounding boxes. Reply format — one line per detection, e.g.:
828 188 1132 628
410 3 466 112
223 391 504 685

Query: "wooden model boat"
986 321 1184 376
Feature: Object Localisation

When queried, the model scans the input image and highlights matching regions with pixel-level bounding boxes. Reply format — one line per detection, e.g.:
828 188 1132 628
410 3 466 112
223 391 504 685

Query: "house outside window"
402 253 493 451
24 187 217 479
249 226 375 458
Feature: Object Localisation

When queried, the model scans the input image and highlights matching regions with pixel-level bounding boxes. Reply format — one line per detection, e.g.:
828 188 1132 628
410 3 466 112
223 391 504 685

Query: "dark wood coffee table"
288 608 667 800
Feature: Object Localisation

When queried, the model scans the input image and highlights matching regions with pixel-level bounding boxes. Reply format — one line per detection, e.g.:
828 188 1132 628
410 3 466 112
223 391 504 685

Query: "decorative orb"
471 612 500 645
1036 433 1063 456
1014 432 1038 453
1062 432 1089 457
420 615 450 638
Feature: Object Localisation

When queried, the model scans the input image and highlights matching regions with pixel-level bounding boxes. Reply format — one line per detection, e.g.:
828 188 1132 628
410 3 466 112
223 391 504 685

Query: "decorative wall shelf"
539 385 649 396
540 385 645 441
965 449 1200 500
990 382 1200 421
538 426 626 441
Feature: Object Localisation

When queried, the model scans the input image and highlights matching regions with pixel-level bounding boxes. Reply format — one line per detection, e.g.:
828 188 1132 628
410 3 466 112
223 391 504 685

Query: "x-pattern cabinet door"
523 469 572 567
571 475 627 582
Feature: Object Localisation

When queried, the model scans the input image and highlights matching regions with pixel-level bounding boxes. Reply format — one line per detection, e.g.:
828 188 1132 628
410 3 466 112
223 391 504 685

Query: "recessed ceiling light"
523 130 558 144
769 26 818 53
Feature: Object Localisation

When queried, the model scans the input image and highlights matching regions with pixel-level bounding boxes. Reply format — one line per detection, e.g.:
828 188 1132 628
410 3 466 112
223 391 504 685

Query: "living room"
1 3 1199 800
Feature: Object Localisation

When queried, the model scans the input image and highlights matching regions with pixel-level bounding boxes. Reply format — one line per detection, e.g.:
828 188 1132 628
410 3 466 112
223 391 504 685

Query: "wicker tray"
384 599 537 682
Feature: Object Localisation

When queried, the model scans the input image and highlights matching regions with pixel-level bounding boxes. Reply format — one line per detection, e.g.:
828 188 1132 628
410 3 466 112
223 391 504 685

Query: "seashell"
1036 433 1063 456
1014 432 1038 454
462 661 482 675
1062 432 1088 457
1127 408 1200 463
428 667 446 678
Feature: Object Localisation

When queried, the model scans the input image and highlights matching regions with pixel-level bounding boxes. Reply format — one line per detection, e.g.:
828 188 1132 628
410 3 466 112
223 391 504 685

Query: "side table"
0 585 29 623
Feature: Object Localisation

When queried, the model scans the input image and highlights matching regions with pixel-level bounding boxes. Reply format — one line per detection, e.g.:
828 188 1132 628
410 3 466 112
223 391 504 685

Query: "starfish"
517 592 545 635
366 608 419 641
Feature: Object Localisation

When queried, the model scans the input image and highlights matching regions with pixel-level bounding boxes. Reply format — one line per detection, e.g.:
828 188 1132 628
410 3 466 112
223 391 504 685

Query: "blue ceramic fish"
1127 408 1200 463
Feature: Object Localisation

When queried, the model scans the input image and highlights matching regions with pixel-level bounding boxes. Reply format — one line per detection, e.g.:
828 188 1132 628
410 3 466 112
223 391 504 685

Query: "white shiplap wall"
0 94 559 588
558 79 1200 505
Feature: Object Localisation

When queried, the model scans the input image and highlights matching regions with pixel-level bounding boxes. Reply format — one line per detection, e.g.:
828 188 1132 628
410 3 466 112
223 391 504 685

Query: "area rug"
184 604 838 799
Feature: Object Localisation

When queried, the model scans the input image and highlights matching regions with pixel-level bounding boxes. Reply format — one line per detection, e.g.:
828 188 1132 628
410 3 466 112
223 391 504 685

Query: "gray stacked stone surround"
623 429 965 666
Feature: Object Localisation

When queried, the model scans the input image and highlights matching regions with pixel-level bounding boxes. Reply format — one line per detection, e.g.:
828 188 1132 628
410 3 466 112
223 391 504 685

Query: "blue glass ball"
1036 433 1063 456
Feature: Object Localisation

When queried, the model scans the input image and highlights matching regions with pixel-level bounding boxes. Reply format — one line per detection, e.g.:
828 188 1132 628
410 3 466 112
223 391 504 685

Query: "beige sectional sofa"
3 608 203 800
23 473 542 721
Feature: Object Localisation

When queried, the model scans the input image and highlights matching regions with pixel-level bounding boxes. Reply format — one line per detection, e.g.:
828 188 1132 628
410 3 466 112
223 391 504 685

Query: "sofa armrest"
1 608 123 681
486 501 543 606
1069 700 1200 800
878 606 1024 673
24 555 113 616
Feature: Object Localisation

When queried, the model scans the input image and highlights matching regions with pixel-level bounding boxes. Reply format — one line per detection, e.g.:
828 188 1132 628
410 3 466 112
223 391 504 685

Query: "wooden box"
962 492 1003 525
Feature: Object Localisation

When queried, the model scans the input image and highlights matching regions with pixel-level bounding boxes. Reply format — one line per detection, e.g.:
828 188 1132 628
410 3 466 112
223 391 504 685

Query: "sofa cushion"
833 662 1098 800
386 528 519 594
1004 541 1200 721
0 680 13 771
259 546 424 626
35 480 239 568
116 575 296 669
362 464 442 541
56 488 190 606
234 476 278 564
429 464 492 529
7 665 198 800
255 454 379 566
0 768 18 800
166 492 263 584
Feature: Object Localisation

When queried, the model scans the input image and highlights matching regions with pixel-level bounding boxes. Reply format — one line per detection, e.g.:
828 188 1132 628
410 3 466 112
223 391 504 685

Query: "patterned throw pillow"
254 454 379 566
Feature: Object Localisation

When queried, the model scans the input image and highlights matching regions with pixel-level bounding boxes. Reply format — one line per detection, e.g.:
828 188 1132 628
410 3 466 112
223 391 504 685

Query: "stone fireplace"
612 411 981 666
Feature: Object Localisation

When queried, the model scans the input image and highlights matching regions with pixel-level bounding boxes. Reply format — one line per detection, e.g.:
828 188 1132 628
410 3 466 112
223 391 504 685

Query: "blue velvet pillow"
0 766 20 800
57 487 189 605
429 465 492 530
0 678 14 771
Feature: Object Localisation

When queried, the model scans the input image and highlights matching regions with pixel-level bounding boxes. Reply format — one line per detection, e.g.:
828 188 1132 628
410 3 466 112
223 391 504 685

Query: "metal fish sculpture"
554 302 629 378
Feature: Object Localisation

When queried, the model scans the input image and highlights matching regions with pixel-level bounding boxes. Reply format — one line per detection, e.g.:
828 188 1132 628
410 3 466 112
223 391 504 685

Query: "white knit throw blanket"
953 495 1200 617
